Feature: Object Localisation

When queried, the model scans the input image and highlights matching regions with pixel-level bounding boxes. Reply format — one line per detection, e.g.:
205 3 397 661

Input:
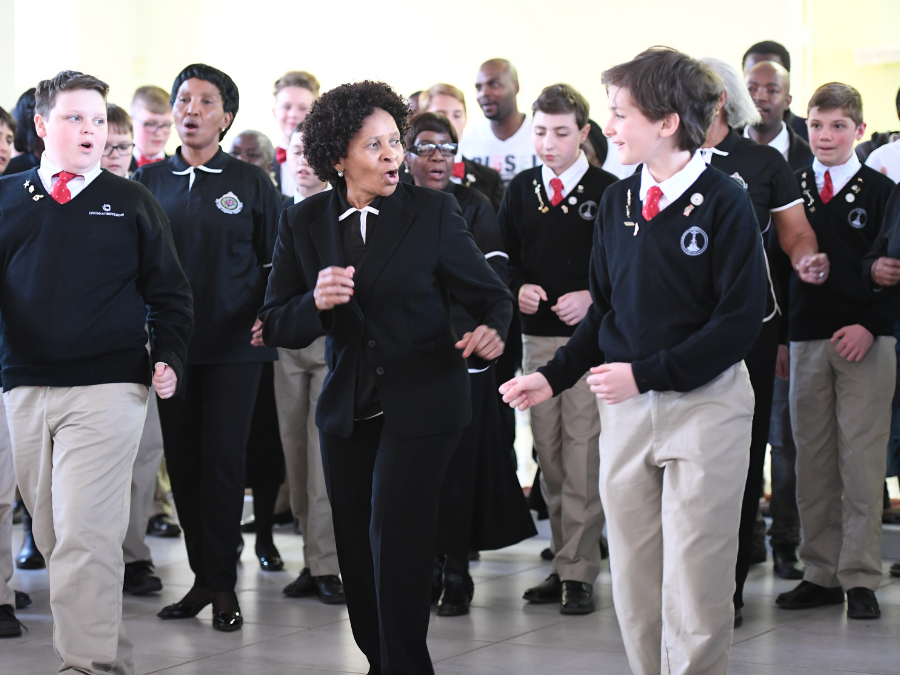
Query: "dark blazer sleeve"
862 184 900 288
437 194 513 343
258 209 328 349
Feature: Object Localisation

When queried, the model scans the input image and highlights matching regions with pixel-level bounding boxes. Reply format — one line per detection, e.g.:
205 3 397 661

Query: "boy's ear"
578 122 591 146
854 121 867 141
658 112 681 140
34 114 48 139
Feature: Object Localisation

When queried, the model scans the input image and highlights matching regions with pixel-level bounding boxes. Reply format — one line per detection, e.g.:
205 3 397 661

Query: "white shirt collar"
541 151 590 199
639 151 707 213
133 147 165 162
338 202 379 244
37 153 102 196
813 152 861 195
294 184 331 203
171 162 223 190
699 145 729 164
744 121 790 161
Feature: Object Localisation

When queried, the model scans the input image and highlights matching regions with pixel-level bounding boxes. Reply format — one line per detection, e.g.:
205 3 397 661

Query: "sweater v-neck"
633 169 712 232
26 167 109 212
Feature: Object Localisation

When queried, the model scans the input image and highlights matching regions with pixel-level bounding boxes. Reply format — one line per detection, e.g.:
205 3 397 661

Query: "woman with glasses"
133 63 283 633
404 112 536 616
259 82 513 675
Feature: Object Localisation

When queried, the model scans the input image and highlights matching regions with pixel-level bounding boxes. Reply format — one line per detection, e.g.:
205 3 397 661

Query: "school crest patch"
681 226 708 256
215 191 243 215
730 172 748 190
579 200 598 221
848 208 867 229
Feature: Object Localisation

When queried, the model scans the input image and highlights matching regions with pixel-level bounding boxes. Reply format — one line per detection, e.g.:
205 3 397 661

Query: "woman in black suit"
259 81 513 675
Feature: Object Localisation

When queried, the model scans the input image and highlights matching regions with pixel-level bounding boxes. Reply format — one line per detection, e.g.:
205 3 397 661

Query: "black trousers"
158 362 263 591
767 375 801 549
734 317 780 607
321 417 461 675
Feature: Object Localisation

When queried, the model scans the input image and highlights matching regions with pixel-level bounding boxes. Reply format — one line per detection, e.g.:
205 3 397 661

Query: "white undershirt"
744 121 790 162
638 151 707 213
541 151 589 199
813 152 861 195
37 154 102 199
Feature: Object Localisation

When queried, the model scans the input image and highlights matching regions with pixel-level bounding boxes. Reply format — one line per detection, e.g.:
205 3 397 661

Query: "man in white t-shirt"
460 59 539 186
865 138 900 183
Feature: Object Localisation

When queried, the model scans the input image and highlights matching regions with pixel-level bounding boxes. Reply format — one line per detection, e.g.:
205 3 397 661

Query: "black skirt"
436 367 537 552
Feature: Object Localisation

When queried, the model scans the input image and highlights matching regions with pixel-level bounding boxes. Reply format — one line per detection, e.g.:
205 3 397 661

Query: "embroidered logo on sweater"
681 227 708 256
215 191 243 215
89 203 124 217
848 208 867 229
730 173 748 190
579 201 598 221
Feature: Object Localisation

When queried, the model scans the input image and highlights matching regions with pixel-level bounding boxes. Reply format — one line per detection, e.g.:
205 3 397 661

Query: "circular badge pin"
845 193 855 203
681 226 708 256
848 208 867 229
568 196 578 205
578 201 598 221
801 181 807 189
690 193 704 206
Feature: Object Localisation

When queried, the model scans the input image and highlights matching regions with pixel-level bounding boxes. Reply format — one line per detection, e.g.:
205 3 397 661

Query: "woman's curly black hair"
302 81 410 184
170 64 239 141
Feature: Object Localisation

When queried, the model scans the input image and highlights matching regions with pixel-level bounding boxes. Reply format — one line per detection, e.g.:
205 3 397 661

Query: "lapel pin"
28 185 34 193
577 185 584 193
801 181 807 189
466 173 475 183
690 193 704 206
845 193 855 203
23 180 30 188
568 196 577 205
561 205 568 214
684 205 695 217
626 189 632 218
625 221 639 236
33 195 43 201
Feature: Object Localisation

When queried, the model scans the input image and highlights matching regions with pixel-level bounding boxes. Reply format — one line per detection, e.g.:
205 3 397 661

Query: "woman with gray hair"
700 56 830 627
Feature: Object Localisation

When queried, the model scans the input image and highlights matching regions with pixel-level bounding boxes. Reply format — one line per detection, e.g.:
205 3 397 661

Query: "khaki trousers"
599 363 753 675
151 460 173 517
0 394 14 609
5 383 149 675
790 337 895 591
273 341 339 576
523 334 604 584
122 393 164 564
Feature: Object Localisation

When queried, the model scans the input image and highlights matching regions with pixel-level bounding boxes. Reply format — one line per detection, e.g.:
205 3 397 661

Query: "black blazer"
259 182 513 439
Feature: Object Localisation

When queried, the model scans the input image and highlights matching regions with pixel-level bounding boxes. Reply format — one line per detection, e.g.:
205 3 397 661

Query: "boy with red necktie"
272 71 319 196
130 85 173 172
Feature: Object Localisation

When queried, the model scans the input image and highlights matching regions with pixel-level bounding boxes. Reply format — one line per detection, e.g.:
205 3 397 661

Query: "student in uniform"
776 83 898 620
502 84 616 616
700 58 829 626
272 71 320 197
259 80 513 675
273 122 345 603
501 48 767 675
133 63 283 632
742 41 808 142
419 83 505 212
130 85 173 172
403 112 536 616
0 69 192 675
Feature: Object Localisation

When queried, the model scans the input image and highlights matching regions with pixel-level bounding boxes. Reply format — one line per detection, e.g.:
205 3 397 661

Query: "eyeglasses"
103 142 135 157
409 142 458 157
135 120 173 133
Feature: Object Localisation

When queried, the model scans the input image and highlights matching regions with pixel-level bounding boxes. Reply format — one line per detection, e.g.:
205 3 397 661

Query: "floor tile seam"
494 633 629 655
726 656 892 675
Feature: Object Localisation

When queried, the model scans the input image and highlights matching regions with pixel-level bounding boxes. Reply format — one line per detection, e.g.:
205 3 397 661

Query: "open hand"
153 364 178 399
500 372 553 411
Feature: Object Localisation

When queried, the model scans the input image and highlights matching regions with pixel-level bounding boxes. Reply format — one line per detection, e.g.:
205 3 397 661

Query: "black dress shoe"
560 581 594 615
157 591 212 619
314 575 346 605
437 572 474 617
146 514 182 538
540 547 554 561
776 581 844 609
890 561 900 578
256 542 284 572
239 514 256 533
14 591 31 610
846 587 880 620
283 568 316 597
523 573 562 604
733 607 743 628
123 561 163 595
213 609 243 632
772 547 804 580
0 604 25 638
15 512 44 570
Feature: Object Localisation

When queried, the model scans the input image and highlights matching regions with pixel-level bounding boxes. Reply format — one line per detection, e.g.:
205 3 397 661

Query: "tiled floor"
3 519 900 675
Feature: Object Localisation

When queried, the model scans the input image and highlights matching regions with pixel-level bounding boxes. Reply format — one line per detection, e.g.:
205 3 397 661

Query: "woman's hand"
250 318 265 346
152 364 178 399
518 284 547 315
587 363 639 404
500 373 552 411
314 266 355 311
871 257 900 287
456 325 505 360
796 253 829 285
552 290 592 326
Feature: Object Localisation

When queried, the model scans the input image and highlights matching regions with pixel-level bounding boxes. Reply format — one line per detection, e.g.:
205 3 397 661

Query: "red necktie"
50 171 79 204
642 186 663 220
275 147 287 165
452 161 465 179
549 178 564 206
820 170 833 204
136 155 162 168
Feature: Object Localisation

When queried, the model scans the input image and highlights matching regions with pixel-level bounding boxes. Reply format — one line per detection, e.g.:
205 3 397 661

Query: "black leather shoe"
846 587 880 620
123 561 163 595
0 604 25 638
776 581 844 609
146 514 182 538
157 590 212 619
889 561 900 578
283 568 316 597
239 514 256 533
256 542 284 572
560 581 594 615
315 575 346 605
14 591 31 610
772 547 805 580
523 573 562 604
437 572 474 617
15 512 44 570
540 547 554 561
213 609 243 632
733 606 743 628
